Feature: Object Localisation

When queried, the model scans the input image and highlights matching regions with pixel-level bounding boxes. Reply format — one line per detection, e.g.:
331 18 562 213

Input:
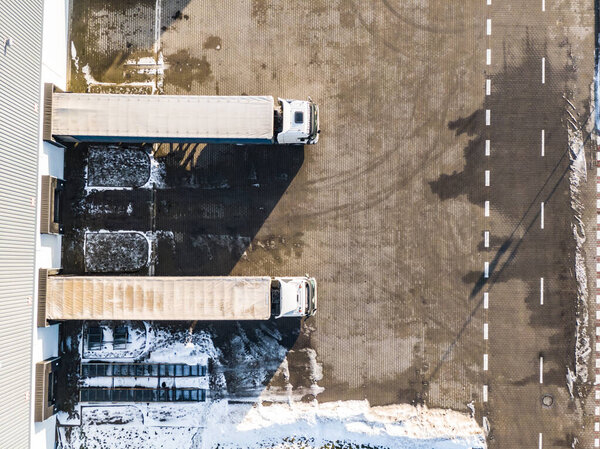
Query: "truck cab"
273 276 317 318
276 99 320 145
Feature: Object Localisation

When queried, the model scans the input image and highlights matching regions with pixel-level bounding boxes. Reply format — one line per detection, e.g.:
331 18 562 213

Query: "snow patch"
140 152 166 189
567 118 590 389
60 400 486 449
71 41 79 71
146 329 217 366
81 64 158 94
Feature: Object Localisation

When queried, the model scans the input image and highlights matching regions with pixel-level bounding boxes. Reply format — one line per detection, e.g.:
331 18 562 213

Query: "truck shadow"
61 142 304 277
59 141 308 417
153 142 305 276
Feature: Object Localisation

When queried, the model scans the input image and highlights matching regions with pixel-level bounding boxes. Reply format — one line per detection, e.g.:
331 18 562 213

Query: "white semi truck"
38 271 317 324
43 83 319 145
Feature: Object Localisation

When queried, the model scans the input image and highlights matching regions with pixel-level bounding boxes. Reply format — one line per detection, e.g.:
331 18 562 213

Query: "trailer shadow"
61 142 304 276
153 142 305 276
59 141 307 416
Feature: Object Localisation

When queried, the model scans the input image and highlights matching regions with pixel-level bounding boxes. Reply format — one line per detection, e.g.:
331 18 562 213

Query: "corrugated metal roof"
0 0 43 447
51 93 275 142
45 276 272 321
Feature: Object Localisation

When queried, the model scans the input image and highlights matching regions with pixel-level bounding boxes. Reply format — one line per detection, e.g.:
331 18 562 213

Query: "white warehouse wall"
31 0 69 447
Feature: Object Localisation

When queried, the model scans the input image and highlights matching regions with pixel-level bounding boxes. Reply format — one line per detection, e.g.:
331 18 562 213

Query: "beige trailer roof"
50 93 275 141
43 276 272 321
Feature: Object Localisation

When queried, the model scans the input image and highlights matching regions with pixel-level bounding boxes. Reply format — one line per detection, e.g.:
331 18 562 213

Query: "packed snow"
567 110 591 390
58 400 485 449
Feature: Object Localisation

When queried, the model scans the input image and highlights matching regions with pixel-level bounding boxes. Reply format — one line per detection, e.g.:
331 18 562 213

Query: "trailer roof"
51 93 275 142
43 276 272 321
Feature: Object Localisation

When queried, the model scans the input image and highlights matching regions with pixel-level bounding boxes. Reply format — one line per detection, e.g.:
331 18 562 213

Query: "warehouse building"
0 1 68 448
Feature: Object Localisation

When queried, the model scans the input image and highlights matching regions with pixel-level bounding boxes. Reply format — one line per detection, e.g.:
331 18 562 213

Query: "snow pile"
567 121 590 389
145 327 218 366
216 400 487 449
59 400 486 449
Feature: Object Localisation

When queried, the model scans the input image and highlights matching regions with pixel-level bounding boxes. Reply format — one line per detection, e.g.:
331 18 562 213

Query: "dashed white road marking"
485 170 490 186
484 292 489 309
540 202 545 229
484 200 490 217
153 0 162 54
487 0 491 5
483 385 488 402
485 109 491 126
486 19 491 35
542 57 546 84
484 231 489 248
540 277 544 305
486 49 491 65
542 0 545 11
483 353 488 371
484 262 489 278
541 129 545 156
539 356 544 383
486 79 491 95
485 139 490 156
484 323 489 340
539 433 543 449
595 437 599 448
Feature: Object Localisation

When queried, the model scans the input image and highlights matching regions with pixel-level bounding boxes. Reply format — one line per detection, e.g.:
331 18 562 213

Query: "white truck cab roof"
276 99 319 145
274 276 317 318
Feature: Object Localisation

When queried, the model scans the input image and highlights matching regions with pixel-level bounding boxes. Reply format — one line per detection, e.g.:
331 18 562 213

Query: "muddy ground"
62 0 597 447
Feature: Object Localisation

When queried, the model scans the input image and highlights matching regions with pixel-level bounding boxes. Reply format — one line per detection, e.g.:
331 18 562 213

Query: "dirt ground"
63 0 597 447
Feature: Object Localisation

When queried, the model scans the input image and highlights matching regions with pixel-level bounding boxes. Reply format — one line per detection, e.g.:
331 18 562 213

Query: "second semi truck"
39 271 317 323
43 84 320 145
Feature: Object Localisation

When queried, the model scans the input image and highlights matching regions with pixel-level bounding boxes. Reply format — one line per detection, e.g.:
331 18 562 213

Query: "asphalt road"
477 1 596 447
63 0 596 446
